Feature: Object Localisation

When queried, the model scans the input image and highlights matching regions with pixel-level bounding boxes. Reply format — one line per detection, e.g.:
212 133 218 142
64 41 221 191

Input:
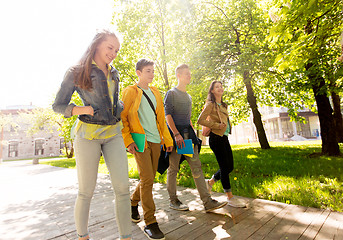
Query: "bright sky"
0 0 115 109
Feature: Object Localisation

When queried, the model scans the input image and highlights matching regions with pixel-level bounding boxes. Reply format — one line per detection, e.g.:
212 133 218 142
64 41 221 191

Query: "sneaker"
228 197 246 208
131 205 141 223
204 199 227 212
144 222 165 240
169 199 189 211
205 179 213 193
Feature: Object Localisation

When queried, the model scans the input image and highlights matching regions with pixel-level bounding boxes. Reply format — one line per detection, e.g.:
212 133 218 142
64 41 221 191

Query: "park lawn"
42 140 343 212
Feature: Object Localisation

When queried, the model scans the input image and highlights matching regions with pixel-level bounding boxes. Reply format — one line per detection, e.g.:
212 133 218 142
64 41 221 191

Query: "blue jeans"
74 133 131 239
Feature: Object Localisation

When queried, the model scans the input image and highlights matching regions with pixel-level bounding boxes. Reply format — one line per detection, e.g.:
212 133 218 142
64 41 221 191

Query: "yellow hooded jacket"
121 84 173 149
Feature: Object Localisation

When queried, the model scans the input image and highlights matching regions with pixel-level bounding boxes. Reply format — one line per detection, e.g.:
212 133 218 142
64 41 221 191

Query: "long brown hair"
75 29 118 90
207 81 227 108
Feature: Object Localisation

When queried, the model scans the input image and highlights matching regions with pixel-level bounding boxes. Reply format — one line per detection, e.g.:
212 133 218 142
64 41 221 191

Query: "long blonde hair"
75 29 118 90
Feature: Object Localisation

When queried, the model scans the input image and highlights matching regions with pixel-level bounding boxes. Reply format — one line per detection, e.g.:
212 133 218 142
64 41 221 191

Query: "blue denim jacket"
52 64 124 125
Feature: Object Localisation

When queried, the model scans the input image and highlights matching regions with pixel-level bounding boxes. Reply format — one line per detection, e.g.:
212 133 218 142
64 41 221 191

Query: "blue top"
224 119 231 136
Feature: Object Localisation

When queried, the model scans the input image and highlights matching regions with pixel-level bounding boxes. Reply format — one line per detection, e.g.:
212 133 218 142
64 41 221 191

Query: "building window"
35 139 45 155
281 118 294 138
8 141 19 157
296 117 311 138
10 125 16 132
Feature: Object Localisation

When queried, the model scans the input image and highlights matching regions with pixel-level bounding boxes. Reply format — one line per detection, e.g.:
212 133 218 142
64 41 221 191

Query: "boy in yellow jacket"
121 58 173 240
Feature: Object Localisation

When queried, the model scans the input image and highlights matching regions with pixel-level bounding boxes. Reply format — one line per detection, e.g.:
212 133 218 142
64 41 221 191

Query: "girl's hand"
84 106 94 116
219 123 226 129
71 106 94 116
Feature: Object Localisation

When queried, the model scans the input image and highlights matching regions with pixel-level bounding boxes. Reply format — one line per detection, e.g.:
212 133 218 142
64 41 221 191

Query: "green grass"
42 140 343 212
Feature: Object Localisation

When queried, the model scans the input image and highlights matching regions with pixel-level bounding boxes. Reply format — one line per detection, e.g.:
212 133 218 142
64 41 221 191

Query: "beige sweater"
197 102 229 137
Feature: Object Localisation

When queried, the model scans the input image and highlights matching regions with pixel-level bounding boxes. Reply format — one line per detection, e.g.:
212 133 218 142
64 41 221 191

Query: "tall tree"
329 55 343 143
113 0 197 92
192 0 276 149
268 0 343 155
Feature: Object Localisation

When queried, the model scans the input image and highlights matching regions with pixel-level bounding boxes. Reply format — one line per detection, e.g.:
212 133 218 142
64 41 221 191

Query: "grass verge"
42 140 343 212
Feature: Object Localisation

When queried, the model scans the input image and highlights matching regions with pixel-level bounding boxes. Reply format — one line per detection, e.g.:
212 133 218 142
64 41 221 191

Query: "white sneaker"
205 179 212 193
227 197 246 208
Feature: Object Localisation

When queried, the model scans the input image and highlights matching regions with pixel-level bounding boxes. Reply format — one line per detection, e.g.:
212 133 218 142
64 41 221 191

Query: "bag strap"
141 89 157 119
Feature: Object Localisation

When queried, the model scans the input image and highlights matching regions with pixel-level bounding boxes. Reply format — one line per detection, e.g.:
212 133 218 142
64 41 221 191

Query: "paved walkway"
1 161 342 240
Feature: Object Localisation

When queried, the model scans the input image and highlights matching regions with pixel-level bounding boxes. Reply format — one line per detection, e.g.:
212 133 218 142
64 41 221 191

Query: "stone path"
0 161 342 240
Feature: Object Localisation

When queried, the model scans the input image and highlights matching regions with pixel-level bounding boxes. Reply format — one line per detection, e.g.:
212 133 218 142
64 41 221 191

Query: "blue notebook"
176 139 194 155
131 133 146 153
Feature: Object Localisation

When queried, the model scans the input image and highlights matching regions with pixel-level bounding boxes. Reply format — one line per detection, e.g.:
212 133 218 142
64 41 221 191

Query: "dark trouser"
209 132 234 192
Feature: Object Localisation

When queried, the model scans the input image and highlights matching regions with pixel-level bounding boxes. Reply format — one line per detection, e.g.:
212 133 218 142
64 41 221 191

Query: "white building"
0 106 63 162
201 106 320 145
229 106 320 145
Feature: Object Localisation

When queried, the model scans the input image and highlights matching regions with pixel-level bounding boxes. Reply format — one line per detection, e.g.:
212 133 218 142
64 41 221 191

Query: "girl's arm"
197 102 222 129
53 67 78 117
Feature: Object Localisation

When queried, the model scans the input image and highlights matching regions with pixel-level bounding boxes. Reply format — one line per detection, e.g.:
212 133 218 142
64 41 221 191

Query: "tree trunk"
157 0 170 89
161 26 169 89
64 142 74 158
67 147 74 158
243 71 270 149
331 91 343 143
311 78 340 156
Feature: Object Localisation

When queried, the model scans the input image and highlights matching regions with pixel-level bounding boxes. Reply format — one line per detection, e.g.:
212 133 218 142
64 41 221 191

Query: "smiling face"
93 35 120 66
211 82 224 97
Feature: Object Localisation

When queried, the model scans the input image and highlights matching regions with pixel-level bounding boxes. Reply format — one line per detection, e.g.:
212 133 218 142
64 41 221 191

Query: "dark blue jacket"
53 64 123 125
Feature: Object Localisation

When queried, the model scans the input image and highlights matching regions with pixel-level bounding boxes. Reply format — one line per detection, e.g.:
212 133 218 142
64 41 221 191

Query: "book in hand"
130 133 146 152
176 139 194 155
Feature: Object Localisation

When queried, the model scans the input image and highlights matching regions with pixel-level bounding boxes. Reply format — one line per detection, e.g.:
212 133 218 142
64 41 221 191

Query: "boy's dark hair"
136 58 154 71
175 63 189 76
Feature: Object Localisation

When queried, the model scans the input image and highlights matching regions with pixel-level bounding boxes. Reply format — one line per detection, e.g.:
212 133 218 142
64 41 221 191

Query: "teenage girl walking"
198 80 246 208
53 29 132 240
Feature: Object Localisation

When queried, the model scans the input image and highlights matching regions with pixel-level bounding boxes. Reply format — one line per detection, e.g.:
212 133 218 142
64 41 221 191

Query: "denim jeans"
209 132 234 192
74 133 131 239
